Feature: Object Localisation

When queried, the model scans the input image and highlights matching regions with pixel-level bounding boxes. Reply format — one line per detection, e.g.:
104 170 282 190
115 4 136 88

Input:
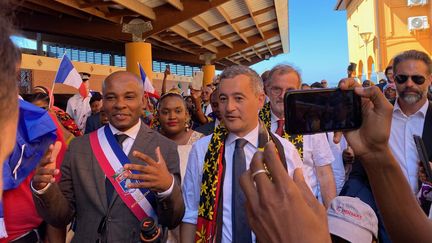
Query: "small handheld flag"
138 63 160 99
54 55 88 98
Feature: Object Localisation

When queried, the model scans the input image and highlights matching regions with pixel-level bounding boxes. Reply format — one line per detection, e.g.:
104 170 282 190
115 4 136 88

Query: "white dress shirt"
389 99 429 193
182 124 303 243
66 93 92 133
270 112 334 197
203 103 213 116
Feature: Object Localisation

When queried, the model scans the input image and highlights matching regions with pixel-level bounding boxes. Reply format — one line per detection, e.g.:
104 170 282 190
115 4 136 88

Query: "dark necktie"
276 119 285 137
105 134 129 205
232 138 252 243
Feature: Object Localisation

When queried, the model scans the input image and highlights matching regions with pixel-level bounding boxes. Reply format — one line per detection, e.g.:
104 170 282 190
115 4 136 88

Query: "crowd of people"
2 4 432 243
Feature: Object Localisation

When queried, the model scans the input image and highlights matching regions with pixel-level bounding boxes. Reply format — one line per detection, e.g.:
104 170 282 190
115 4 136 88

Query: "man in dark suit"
32 71 184 242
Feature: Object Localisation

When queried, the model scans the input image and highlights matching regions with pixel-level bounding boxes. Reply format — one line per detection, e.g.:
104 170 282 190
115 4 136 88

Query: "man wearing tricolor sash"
32 71 184 242
181 65 303 243
259 64 336 208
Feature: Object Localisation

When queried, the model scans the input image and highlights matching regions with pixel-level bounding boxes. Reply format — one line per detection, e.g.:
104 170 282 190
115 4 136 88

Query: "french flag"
138 62 160 99
54 55 88 98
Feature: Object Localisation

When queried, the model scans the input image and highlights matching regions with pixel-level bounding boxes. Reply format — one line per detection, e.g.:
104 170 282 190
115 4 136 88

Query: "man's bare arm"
360 148 432 242
316 164 336 208
180 223 196 243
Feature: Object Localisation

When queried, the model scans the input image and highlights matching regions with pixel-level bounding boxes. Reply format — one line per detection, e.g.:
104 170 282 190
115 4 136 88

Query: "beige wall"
22 54 193 95
343 0 432 80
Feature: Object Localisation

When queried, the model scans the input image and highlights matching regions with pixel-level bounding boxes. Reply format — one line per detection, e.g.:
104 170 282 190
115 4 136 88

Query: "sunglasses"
394 74 426 85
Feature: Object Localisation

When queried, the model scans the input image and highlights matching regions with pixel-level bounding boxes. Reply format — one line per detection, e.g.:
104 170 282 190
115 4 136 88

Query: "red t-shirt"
0 112 66 242
1 172 42 242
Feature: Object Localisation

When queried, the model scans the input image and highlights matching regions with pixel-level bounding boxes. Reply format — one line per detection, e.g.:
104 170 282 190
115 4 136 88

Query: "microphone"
140 217 162 243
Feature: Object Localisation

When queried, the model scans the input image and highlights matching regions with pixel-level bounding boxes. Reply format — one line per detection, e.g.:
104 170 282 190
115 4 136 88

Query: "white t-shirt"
66 93 92 133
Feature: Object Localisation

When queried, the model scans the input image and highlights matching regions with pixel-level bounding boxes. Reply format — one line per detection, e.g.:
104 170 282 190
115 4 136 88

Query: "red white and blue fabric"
138 63 160 99
54 55 88 98
0 100 57 238
89 125 157 220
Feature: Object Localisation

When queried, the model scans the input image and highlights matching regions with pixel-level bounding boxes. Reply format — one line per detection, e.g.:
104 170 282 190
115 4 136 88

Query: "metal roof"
14 0 289 68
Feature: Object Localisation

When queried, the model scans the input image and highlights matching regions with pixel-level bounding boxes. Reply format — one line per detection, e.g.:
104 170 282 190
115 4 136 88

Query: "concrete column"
125 42 152 80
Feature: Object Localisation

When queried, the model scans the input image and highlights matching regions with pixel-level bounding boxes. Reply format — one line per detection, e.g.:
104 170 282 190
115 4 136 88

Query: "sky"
251 0 349 87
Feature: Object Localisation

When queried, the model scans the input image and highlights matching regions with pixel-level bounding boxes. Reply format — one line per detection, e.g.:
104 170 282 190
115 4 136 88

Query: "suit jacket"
33 122 184 243
84 112 102 134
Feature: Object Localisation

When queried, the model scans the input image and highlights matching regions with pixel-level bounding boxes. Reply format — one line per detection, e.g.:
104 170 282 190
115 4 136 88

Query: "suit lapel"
108 122 154 209
422 102 432 160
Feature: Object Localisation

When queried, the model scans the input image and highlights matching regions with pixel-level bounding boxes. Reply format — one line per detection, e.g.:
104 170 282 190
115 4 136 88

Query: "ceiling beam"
111 0 156 20
188 29 206 38
225 57 240 65
208 6 274 32
216 6 248 43
27 0 91 20
252 46 262 59
142 0 231 39
250 46 283 59
105 9 136 17
243 0 265 39
53 0 122 23
220 19 276 39
150 36 196 54
79 1 116 8
232 6 273 24
170 25 217 53
19 2 63 17
265 41 274 55
165 0 184 11
192 16 233 48
208 21 228 31
238 52 251 62
245 49 283 66
216 29 279 60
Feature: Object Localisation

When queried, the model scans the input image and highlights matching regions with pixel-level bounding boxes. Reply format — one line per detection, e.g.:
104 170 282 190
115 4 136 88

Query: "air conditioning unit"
408 0 428 7
408 16 429 31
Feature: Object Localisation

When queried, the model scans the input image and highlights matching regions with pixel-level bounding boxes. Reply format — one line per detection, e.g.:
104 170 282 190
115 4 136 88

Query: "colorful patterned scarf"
195 122 286 242
259 102 303 159
195 124 228 242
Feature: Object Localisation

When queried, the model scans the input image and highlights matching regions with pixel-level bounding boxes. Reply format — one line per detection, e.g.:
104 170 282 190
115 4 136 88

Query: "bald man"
32 71 184 242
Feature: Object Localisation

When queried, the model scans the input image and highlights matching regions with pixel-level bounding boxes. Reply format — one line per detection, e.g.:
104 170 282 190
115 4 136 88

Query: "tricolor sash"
89 125 157 220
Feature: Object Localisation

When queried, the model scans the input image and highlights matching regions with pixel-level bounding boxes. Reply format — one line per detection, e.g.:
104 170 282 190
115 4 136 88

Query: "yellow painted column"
125 42 152 80
202 64 215 87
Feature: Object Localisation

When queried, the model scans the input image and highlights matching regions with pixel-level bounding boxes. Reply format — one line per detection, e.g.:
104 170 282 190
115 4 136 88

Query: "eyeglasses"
269 87 295 96
394 74 426 85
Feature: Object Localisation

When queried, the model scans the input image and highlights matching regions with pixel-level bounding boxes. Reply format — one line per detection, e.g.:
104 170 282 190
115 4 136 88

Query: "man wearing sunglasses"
390 50 432 214
390 50 432 193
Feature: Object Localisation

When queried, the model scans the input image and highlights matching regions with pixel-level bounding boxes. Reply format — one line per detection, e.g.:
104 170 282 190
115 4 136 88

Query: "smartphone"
191 71 203 90
414 135 432 183
284 88 362 135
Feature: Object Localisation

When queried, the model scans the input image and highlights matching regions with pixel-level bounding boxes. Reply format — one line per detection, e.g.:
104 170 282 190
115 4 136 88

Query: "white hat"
327 196 378 243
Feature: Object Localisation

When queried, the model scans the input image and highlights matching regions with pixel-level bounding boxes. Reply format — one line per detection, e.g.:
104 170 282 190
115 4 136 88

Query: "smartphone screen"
414 135 432 183
191 71 203 90
284 88 362 135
